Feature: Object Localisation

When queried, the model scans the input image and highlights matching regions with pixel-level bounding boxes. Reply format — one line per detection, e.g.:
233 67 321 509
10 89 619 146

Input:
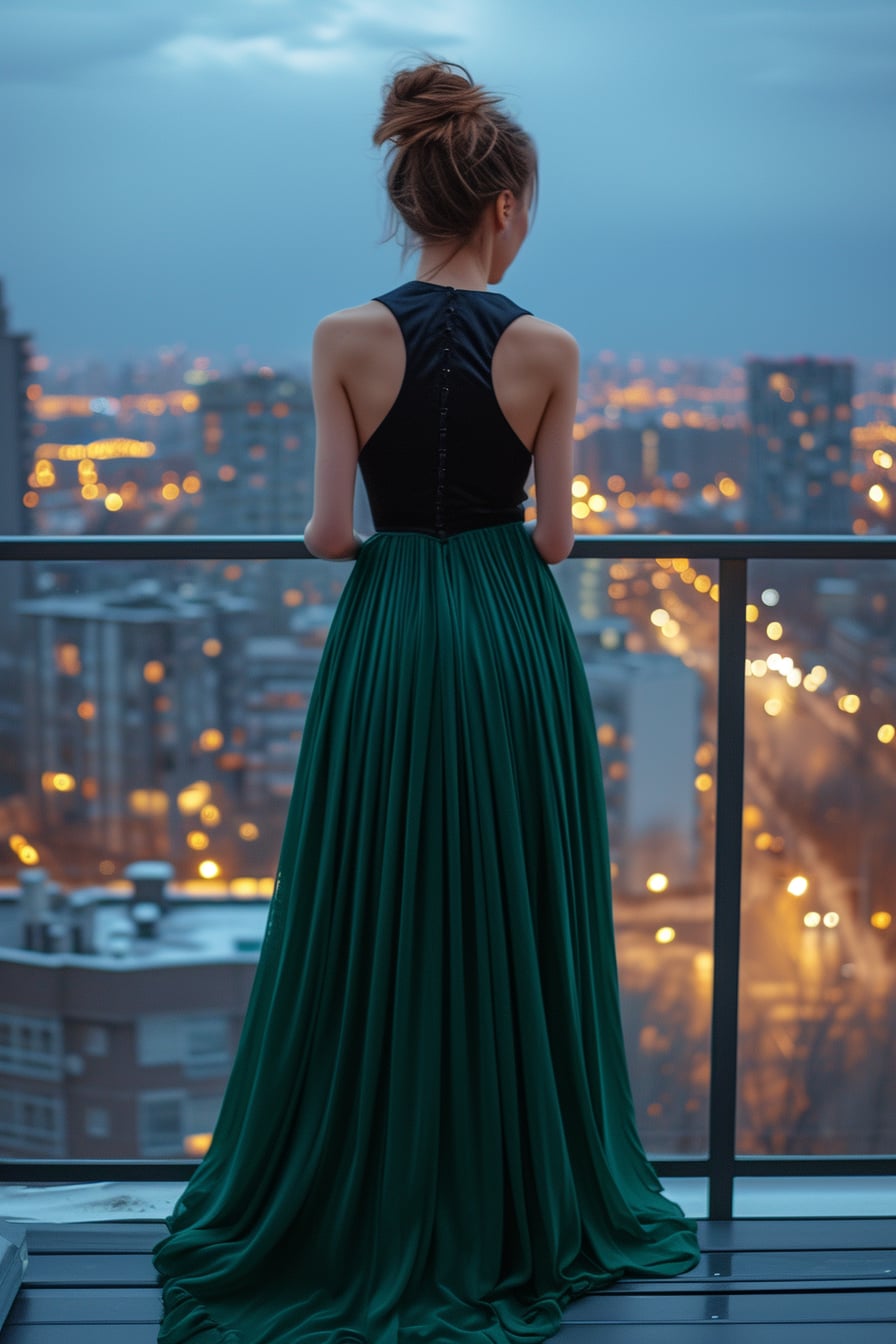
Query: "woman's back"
357 280 533 537
309 284 580 562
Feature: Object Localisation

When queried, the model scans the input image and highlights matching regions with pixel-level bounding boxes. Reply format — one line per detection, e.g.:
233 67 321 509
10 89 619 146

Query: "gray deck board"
0 1218 893 1341
6 1327 896 1344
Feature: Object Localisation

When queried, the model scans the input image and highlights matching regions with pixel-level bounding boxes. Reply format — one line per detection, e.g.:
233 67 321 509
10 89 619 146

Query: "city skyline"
1 0 895 364
2 327 895 1175
9 321 895 544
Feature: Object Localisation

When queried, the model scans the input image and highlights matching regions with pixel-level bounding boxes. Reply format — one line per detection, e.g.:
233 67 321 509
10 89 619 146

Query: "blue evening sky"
1 0 893 367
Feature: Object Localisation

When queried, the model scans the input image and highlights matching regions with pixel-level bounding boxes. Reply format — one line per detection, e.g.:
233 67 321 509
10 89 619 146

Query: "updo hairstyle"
373 58 536 250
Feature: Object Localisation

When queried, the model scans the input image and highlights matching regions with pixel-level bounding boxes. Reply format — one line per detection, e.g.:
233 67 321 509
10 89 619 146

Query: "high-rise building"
199 370 339 632
198 372 314 537
0 279 34 794
746 357 854 532
0 278 31 539
17 579 252 870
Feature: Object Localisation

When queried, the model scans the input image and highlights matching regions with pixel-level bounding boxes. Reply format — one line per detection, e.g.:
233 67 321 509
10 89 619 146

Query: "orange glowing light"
56 643 81 675
184 1133 213 1157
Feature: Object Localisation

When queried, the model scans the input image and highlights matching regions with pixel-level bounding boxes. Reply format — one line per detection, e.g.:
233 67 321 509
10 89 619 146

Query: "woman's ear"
496 189 514 230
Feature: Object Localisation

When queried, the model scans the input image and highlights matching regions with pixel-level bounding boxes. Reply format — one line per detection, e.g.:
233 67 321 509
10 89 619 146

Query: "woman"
152 57 701 1344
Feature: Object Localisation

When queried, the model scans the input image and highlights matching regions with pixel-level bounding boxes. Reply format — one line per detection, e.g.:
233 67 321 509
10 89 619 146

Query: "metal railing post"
708 556 748 1219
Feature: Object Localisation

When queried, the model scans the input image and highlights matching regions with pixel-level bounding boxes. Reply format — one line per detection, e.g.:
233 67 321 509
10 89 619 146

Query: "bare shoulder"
500 314 579 370
314 301 395 348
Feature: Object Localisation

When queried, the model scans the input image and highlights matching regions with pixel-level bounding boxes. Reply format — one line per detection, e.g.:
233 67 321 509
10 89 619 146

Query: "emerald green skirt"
151 520 701 1344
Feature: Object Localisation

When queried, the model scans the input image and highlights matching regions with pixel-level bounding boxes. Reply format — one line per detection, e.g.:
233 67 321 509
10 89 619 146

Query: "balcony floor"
1 1217 895 1341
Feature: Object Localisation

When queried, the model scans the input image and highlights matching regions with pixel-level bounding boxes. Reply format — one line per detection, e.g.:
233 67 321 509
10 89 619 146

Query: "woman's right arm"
304 313 365 560
528 326 580 564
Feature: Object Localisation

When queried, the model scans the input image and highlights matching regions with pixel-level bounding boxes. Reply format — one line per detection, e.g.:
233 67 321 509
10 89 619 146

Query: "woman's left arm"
303 312 365 561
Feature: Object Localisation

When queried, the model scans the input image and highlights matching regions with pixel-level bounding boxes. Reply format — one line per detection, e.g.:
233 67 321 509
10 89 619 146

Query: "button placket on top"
435 291 455 538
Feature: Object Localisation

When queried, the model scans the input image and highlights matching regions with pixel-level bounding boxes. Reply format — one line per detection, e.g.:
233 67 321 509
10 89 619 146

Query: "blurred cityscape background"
1 271 894 1166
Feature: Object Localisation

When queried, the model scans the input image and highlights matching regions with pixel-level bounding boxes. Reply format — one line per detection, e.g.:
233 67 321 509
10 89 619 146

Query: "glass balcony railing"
0 531 894 1221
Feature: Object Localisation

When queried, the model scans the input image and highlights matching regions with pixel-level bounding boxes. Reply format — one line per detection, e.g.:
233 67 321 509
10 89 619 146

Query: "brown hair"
373 58 537 255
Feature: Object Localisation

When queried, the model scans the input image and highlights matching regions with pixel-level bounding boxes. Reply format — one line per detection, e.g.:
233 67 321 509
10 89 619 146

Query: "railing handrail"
2 532 896 560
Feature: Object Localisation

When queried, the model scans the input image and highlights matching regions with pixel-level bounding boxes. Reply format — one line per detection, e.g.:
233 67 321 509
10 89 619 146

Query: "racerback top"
358 280 534 538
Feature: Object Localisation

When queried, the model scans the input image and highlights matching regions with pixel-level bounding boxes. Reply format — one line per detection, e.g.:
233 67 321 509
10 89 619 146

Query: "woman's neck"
414 237 492 291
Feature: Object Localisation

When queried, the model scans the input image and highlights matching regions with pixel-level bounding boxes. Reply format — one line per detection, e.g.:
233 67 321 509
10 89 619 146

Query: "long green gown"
151 284 701 1344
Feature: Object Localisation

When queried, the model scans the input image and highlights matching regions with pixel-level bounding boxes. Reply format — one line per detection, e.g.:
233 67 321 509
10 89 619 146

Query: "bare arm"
303 313 365 561
527 327 579 564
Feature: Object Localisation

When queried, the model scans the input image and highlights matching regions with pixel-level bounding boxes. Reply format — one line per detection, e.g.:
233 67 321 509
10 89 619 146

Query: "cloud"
155 33 355 75
0 0 469 84
155 2 468 76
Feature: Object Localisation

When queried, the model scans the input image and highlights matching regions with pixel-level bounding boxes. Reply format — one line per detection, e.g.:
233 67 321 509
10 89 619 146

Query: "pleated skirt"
151 520 701 1344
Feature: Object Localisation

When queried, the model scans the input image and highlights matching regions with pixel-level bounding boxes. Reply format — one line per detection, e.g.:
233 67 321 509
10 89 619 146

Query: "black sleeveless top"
358 281 533 538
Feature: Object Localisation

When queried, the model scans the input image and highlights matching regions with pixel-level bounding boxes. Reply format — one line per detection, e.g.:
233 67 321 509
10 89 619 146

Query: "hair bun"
374 59 498 149
372 56 536 253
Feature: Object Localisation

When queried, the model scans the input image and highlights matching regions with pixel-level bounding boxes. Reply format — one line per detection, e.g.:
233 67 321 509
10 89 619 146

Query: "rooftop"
0 887 268 969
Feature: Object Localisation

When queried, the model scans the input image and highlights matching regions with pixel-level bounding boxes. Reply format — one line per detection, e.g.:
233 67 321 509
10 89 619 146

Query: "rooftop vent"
124 860 173 911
